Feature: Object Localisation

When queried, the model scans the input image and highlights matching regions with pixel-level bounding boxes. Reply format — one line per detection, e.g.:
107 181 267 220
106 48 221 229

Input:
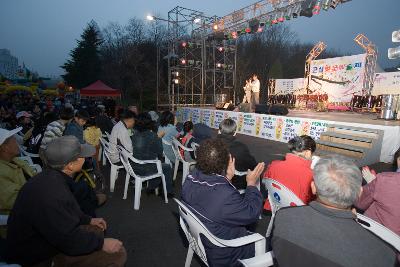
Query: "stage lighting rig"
388 30 400 59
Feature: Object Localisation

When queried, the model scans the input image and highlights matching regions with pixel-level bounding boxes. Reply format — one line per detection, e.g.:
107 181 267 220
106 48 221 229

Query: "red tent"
80 80 121 97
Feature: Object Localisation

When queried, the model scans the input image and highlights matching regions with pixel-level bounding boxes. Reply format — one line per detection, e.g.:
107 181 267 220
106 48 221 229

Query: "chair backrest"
0 215 8 226
356 213 400 252
117 145 161 178
172 137 193 163
191 142 200 158
263 179 305 213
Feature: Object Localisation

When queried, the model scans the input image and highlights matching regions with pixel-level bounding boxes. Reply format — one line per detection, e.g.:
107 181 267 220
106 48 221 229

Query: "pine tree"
61 20 102 88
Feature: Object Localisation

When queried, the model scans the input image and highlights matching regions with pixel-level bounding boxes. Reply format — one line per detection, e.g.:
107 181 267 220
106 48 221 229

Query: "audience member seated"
39 106 75 164
181 139 265 267
355 147 400 236
64 109 90 144
84 117 102 164
131 112 174 196
0 127 36 239
95 106 113 134
15 111 33 139
216 118 257 190
109 110 135 164
158 111 179 163
263 135 316 211
177 121 197 161
271 155 398 267
5 136 126 267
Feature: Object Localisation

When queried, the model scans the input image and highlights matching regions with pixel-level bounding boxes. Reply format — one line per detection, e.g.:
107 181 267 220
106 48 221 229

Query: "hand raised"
246 162 265 187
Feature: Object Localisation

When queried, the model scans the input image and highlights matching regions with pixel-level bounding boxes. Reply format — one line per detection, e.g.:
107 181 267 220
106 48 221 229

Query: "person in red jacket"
263 135 316 211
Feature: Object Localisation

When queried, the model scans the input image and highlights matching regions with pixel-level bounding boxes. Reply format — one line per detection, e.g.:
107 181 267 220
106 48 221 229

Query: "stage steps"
316 124 384 166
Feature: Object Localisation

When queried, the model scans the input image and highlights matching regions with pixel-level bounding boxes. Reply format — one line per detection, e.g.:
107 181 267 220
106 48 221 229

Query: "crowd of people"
0 92 399 266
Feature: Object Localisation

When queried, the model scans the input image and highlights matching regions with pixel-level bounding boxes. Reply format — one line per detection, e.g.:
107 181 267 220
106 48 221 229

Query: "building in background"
0 49 18 80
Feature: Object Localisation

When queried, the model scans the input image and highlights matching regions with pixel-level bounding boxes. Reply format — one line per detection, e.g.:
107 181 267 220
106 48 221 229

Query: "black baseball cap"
45 136 95 167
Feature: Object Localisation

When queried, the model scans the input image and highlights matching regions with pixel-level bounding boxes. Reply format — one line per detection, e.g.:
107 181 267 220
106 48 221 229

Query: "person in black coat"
5 136 126 267
216 118 257 190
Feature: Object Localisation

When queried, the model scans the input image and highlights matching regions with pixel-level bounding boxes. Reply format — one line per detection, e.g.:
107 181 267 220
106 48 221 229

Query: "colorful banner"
309 53 366 102
274 78 305 95
372 72 400 96
177 107 329 143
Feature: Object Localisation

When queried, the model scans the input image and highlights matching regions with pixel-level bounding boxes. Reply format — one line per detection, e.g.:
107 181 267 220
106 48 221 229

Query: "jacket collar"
309 201 355 219
188 168 236 189
285 153 312 168
0 158 27 170
217 134 236 143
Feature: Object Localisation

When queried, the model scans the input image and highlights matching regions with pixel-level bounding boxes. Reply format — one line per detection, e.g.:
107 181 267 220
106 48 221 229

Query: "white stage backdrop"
309 53 366 102
274 78 305 95
177 107 399 163
372 72 400 95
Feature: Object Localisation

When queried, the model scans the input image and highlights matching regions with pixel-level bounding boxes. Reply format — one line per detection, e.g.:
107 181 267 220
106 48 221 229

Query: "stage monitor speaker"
238 103 251 113
255 104 289 116
216 102 235 111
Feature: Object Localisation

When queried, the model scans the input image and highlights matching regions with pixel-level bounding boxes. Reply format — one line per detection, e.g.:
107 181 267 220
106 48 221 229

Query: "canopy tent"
80 80 121 97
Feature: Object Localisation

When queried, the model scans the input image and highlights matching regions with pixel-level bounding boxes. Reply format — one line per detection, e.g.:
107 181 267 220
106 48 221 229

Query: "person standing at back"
271 155 398 267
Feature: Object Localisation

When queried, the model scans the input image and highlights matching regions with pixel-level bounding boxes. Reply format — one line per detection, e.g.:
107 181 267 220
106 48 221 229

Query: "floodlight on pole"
388 29 400 59
194 18 201 24
146 15 155 21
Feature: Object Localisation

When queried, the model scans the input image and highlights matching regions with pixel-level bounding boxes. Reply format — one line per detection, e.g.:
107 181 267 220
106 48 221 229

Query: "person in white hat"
0 127 36 238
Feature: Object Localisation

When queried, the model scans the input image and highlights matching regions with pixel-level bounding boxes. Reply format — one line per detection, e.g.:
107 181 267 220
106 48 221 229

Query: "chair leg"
182 163 189 185
123 172 130 200
173 160 179 181
266 212 275 237
102 152 107 166
98 146 103 162
160 175 168 204
110 166 117 192
184 247 194 267
133 179 142 210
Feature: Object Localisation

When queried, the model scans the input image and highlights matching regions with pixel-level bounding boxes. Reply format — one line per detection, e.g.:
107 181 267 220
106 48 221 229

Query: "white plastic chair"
171 138 196 184
175 198 266 267
190 142 200 158
100 137 124 193
263 179 305 237
18 145 39 159
18 156 33 165
17 157 42 174
238 251 274 267
162 139 173 168
118 146 168 210
356 213 400 252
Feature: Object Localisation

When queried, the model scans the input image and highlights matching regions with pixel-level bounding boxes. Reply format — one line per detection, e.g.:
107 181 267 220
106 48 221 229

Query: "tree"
61 20 102 88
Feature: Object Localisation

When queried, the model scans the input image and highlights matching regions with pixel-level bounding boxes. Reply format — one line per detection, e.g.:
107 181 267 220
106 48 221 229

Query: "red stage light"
271 19 278 24
182 42 187 47
181 59 186 65
218 47 224 52
313 5 321 15
231 32 238 39
245 28 251 33
257 27 263 33
277 17 285 22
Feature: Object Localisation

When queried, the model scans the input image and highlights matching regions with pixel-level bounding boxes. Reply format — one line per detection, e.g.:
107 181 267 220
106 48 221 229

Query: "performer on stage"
251 74 260 105
242 79 252 104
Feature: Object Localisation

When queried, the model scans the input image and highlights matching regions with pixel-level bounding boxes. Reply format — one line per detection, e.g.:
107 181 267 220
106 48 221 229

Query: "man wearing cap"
5 136 126 267
64 109 90 144
0 127 36 238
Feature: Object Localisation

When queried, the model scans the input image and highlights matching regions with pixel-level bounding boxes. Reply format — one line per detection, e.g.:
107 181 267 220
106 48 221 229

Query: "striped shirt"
40 120 67 150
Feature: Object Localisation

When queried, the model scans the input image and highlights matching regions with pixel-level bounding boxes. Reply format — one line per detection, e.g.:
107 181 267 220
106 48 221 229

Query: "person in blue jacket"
181 138 265 267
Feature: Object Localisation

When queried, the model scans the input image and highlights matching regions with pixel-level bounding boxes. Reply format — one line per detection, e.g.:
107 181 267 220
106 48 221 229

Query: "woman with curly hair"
181 138 265 267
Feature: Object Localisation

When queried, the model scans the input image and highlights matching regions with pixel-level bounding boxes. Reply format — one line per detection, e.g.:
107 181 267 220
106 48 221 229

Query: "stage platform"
176 107 400 163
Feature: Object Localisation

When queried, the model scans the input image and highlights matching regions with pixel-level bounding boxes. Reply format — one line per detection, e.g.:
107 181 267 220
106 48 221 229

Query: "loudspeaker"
238 103 251 113
255 104 289 116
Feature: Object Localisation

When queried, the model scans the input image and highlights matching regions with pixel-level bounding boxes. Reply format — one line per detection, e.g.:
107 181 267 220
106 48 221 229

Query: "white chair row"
175 198 271 267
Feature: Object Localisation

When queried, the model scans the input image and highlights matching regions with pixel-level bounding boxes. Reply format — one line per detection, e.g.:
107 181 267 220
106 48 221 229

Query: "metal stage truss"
157 1 352 110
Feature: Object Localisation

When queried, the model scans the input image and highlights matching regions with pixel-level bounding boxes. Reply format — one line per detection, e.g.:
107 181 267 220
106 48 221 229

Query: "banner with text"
309 53 366 102
372 72 400 96
177 107 329 143
274 78 305 95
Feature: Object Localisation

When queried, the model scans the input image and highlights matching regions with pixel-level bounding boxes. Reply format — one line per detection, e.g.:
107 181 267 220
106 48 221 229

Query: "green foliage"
61 20 102 89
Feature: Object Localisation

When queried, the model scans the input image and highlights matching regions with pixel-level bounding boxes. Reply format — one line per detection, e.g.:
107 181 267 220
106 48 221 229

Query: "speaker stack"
255 104 289 116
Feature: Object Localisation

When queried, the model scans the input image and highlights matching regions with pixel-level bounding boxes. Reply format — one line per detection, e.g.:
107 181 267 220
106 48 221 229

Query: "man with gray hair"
271 155 397 267
216 118 257 190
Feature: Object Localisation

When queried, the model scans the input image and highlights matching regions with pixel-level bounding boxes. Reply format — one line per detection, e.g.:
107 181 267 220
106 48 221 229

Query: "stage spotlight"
277 16 285 23
193 18 201 24
231 31 238 39
313 0 322 15
322 0 331 10
182 42 187 48
216 63 222 68
392 30 400 42
146 15 155 21
257 27 263 33
173 79 179 84
213 24 219 31
388 30 400 59
218 47 224 52
181 59 186 65
245 28 252 33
